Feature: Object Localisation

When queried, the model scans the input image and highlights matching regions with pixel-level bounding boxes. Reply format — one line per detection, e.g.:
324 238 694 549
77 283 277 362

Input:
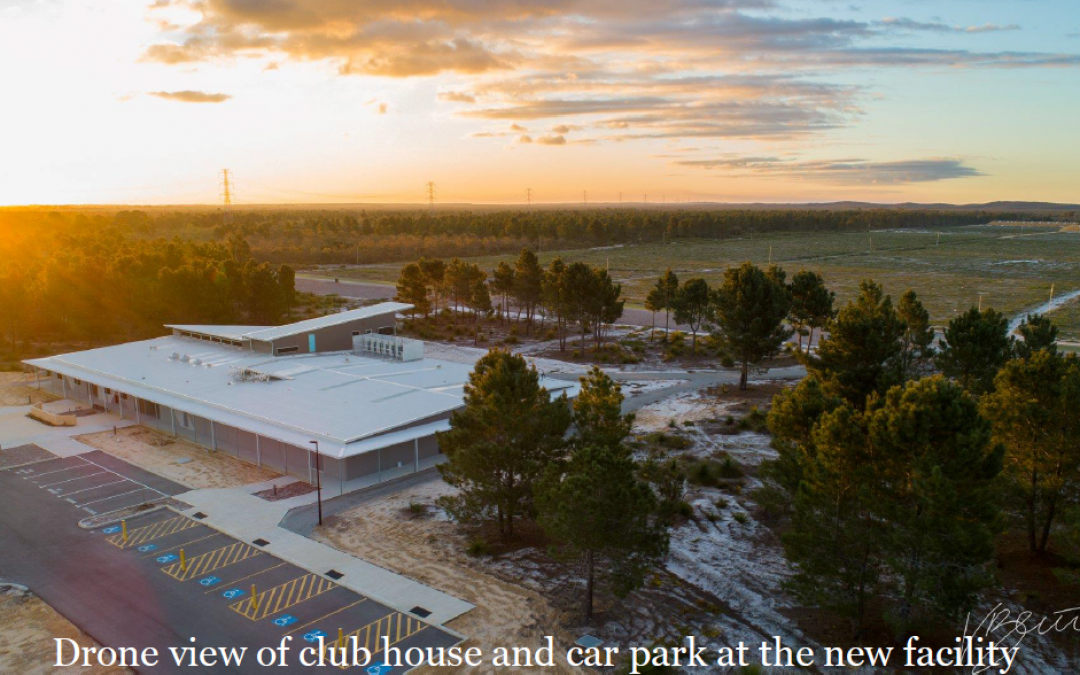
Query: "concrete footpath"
176 487 473 628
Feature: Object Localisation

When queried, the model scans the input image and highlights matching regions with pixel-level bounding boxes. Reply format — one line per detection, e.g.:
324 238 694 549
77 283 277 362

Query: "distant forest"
0 205 1070 357
3 206 1070 268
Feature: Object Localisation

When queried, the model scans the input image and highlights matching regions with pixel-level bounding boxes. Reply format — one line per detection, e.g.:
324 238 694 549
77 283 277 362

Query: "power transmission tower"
582 190 587 205
426 181 436 211
619 191 622 204
526 187 532 206
220 169 233 223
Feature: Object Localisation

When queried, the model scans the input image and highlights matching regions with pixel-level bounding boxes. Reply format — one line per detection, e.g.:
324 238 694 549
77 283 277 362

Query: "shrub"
718 456 743 479
733 512 749 525
466 539 492 557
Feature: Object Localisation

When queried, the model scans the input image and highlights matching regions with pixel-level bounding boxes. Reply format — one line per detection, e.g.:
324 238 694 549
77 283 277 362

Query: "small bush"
718 456 743 479
407 501 426 517
720 355 736 368
714 497 729 509
733 512 749 525
466 539 492 557
675 500 694 519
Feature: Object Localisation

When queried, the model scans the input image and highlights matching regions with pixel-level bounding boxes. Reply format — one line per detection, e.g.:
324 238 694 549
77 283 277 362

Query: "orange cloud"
148 90 231 103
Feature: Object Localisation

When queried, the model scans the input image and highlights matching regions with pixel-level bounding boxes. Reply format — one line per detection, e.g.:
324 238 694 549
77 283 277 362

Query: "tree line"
396 248 625 351
0 226 295 348
3 205 1060 268
763 279 1079 637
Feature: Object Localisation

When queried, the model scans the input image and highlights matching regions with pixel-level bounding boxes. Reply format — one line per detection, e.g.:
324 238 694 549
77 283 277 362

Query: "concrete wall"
29 366 442 496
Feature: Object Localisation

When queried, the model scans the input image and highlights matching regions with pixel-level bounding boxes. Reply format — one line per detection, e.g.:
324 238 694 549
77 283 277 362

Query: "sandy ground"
0 589 129 674
313 481 589 675
0 372 59 406
75 426 280 490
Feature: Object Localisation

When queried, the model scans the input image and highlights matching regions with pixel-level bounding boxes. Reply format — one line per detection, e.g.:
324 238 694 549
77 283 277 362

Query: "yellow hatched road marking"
323 613 427 667
107 516 199 549
229 574 336 621
161 542 262 581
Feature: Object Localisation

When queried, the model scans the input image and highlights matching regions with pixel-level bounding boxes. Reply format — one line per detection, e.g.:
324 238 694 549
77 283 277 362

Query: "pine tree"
541 258 569 351
418 257 445 314
869 376 1002 629
468 276 492 345
673 277 711 352
537 444 669 619
712 262 792 390
784 377 1003 634
513 248 544 333
982 351 1080 553
807 280 904 408
936 307 1012 395
491 261 515 324
897 290 935 380
394 262 430 318
1014 313 1058 360
437 350 571 541
788 270 834 354
573 367 633 451
650 269 679 337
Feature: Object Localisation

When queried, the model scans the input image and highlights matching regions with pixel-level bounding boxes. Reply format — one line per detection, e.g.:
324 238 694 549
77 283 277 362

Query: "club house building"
24 302 578 496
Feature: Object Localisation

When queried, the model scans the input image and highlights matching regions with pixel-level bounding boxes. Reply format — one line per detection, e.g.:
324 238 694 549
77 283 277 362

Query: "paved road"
0 455 458 673
297 276 690 330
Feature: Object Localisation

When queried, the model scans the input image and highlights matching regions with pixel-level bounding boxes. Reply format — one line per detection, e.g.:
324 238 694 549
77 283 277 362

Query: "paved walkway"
0 403 137 454
175 487 473 627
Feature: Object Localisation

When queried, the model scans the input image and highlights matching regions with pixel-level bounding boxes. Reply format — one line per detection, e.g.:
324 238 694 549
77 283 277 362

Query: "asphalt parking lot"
9 450 186 515
0 454 461 673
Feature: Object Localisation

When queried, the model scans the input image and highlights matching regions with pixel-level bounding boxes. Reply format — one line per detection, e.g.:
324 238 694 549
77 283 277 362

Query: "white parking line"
38 471 108 488
77 488 148 507
25 461 91 479
78 456 169 498
58 479 128 498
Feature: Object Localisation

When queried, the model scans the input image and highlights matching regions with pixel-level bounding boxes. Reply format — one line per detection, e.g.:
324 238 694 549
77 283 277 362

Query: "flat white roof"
243 303 413 342
26 334 577 459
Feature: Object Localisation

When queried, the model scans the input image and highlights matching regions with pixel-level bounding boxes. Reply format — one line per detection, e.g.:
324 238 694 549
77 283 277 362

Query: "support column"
135 398 141 424
255 435 262 466
414 438 419 472
170 408 176 436
62 377 67 399
377 448 382 483
210 420 216 451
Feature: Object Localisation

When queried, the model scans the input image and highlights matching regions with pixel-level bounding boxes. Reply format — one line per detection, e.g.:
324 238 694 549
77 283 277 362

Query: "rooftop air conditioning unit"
353 334 424 362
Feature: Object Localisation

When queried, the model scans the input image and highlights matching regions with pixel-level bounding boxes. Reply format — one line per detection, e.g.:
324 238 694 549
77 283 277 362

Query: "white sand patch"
633 390 738 432
666 489 810 653
621 379 684 397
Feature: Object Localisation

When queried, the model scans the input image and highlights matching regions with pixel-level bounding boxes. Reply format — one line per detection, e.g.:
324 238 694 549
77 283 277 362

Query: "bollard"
251 585 258 610
180 548 187 572
337 628 344 651
122 520 128 542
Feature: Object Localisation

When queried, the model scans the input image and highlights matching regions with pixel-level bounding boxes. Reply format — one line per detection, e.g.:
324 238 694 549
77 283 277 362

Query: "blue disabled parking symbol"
199 576 221 587
222 588 245 600
156 554 178 564
272 615 298 628
138 544 157 553
303 630 327 643
367 664 392 675
102 526 121 534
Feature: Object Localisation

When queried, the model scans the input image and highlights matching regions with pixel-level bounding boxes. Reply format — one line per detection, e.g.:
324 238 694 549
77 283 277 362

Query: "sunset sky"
1 0 1078 206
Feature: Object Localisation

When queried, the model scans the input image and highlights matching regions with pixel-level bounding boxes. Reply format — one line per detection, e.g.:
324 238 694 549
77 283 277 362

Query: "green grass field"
310 224 1080 337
